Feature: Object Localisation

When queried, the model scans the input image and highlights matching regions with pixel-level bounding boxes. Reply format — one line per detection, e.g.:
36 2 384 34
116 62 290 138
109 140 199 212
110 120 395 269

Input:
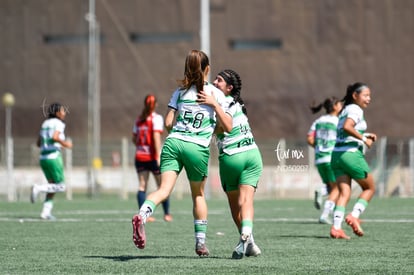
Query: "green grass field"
1 195 413 274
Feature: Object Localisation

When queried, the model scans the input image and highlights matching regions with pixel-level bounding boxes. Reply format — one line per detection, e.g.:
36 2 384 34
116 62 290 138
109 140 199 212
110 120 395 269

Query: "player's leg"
190 178 210 256
32 158 66 203
232 184 258 259
138 171 157 222
330 175 351 239
314 164 328 210
347 153 375 219
339 151 372 236
225 190 241 229
132 139 183 249
136 160 149 207
319 163 339 224
226 149 262 259
137 171 149 207
319 181 338 224
153 163 173 222
140 170 178 221
345 172 375 237
181 141 210 256
350 173 375 218
132 170 178 249
37 157 65 220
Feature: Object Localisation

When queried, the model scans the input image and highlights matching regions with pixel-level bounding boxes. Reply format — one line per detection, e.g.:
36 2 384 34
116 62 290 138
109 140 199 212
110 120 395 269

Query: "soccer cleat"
30 185 39 203
319 216 333 225
330 227 350 239
132 214 146 249
345 214 364 236
40 214 56 221
314 190 322 210
232 234 250 259
195 242 210 257
245 241 261 257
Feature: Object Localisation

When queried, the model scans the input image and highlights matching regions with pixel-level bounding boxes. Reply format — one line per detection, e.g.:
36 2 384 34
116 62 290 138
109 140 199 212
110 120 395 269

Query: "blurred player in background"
212 69 263 259
132 94 172 223
132 50 232 256
307 97 342 224
31 102 73 220
330 82 377 239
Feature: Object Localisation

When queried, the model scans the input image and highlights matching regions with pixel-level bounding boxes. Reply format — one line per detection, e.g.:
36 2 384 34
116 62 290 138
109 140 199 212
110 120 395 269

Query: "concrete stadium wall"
0 0 413 141
1 165 412 201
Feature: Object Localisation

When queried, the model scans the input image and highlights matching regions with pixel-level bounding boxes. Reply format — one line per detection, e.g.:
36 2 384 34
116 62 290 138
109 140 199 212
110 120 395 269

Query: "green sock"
139 200 156 221
241 220 253 236
194 220 208 244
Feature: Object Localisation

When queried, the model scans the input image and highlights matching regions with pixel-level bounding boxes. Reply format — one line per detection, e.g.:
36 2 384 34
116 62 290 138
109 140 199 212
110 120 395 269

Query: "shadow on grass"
84 255 223 261
276 221 322 225
278 234 330 239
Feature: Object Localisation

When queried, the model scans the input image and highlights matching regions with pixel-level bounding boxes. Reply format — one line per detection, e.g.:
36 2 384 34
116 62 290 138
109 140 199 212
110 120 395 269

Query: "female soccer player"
132 94 172 222
330 82 377 239
307 97 342 224
212 69 263 259
132 50 232 256
31 103 73 220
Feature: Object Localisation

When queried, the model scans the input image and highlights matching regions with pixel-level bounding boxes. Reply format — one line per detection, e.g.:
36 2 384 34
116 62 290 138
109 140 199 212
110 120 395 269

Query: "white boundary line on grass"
0 216 413 223
255 218 414 223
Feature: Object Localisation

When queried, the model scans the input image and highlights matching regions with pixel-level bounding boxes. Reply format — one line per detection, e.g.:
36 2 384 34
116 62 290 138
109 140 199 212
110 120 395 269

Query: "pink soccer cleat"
132 214 146 249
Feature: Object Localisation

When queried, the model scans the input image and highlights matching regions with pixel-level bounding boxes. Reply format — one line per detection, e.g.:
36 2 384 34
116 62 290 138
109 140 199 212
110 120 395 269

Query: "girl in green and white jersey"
307 97 343 224
330 82 377 239
213 69 263 259
132 50 232 256
31 103 73 220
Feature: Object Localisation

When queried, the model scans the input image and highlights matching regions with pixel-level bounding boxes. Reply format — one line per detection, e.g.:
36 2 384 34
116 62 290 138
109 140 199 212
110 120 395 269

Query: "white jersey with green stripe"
308 114 338 164
167 83 229 147
39 118 66 160
333 104 367 153
216 99 257 155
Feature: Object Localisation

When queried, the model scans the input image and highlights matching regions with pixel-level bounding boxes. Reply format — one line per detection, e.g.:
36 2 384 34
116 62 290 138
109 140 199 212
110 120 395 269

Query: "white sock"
321 200 335 218
35 183 66 193
139 202 154 223
351 201 367 218
41 201 53 217
320 185 329 196
241 226 252 237
333 209 345 230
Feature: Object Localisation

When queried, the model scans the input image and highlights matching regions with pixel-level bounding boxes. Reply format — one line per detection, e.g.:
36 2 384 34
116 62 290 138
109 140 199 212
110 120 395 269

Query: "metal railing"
1 137 413 201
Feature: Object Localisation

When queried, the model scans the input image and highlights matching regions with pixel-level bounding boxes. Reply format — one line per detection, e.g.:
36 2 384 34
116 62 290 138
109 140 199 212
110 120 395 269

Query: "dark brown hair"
310 97 340 114
218 69 247 115
178 50 209 92
342 82 368 107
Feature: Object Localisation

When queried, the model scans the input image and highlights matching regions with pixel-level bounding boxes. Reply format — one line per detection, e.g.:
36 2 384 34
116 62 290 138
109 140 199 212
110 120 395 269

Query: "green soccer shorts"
160 138 210 182
331 150 371 180
316 162 336 184
40 155 65 183
219 148 263 192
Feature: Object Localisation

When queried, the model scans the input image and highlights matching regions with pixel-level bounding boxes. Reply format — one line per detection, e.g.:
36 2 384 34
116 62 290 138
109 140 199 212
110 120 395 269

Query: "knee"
190 186 205 198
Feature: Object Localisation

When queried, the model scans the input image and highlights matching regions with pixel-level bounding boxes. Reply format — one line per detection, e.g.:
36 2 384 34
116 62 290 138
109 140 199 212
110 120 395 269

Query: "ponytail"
139 94 157 122
310 96 339 114
179 50 209 93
